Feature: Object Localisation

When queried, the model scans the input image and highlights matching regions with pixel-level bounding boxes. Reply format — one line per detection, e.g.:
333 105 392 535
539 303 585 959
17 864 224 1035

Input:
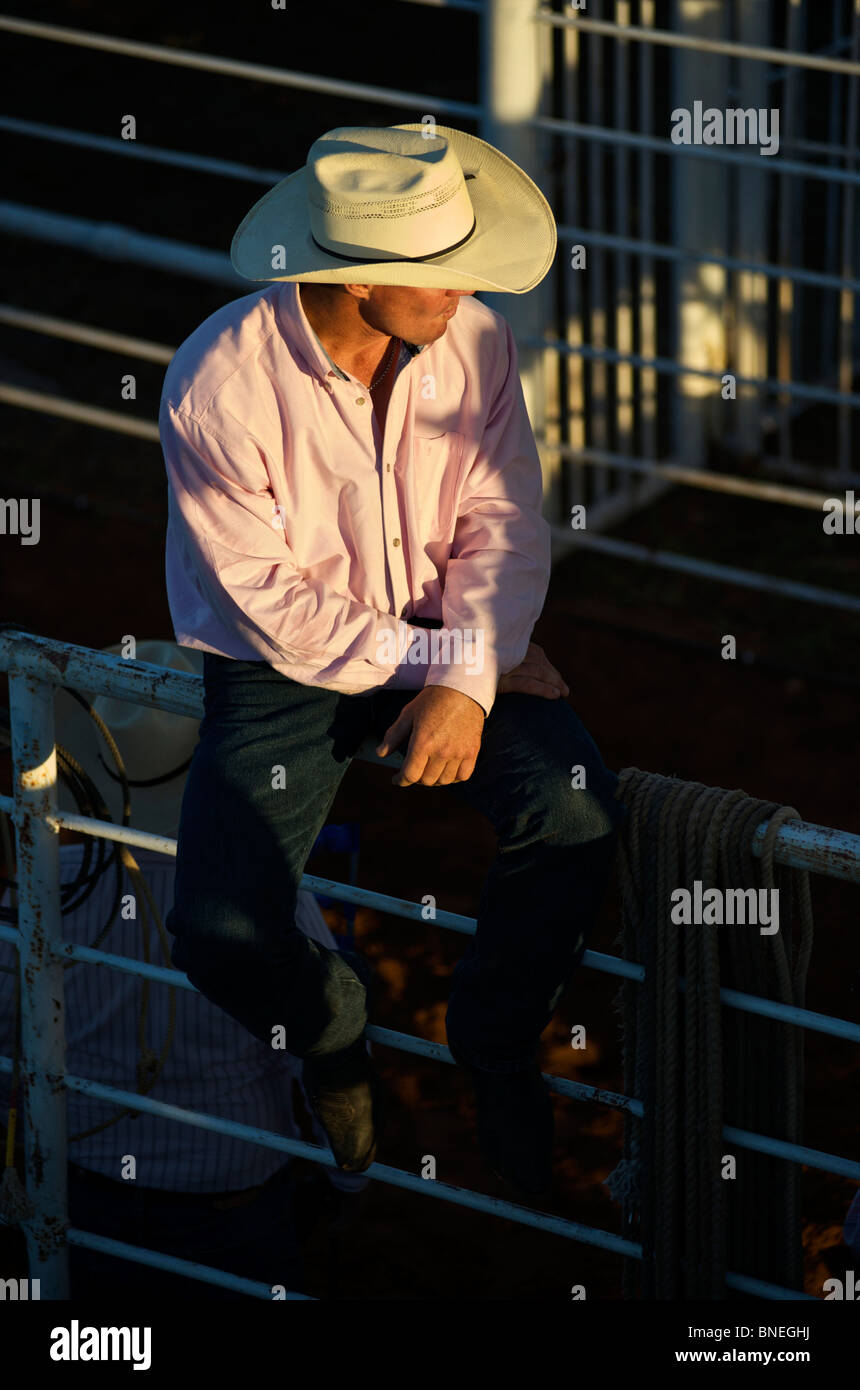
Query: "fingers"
393 753 463 787
521 657 568 693
498 650 570 699
382 686 485 787
392 750 437 787
503 675 565 699
547 665 570 696
452 754 478 783
377 710 412 757
434 757 471 786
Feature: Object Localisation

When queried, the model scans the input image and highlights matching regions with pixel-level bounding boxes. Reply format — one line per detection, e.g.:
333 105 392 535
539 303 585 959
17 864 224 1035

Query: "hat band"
310 214 477 265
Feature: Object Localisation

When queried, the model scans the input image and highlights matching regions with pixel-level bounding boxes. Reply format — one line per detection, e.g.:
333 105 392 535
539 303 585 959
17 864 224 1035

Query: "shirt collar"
278 282 425 384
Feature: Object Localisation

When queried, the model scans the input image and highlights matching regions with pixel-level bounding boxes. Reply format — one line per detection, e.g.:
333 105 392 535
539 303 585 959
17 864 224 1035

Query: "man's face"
359 285 475 344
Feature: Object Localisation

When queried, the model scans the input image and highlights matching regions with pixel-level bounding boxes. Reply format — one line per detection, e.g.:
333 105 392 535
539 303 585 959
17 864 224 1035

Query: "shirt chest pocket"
411 430 466 541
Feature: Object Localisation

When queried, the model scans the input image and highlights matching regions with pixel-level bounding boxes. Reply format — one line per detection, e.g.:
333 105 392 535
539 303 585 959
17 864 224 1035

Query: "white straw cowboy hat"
51 641 353 966
54 640 204 841
230 123 557 294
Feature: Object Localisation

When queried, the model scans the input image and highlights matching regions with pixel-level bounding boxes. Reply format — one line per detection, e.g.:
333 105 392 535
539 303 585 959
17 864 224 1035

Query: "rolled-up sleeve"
421 322 552 716
161 402 432 693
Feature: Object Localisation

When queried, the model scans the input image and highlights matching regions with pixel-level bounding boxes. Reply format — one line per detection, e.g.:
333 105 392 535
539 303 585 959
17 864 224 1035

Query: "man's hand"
377 685 485 787
497 642 569 699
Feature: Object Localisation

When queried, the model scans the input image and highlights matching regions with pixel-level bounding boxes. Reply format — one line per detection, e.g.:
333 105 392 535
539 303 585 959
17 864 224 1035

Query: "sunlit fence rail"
0 630 858 1299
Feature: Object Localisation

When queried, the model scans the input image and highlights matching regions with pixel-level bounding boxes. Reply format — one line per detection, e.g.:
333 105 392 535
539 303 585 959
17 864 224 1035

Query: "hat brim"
230 125 557 294
53 642 204 841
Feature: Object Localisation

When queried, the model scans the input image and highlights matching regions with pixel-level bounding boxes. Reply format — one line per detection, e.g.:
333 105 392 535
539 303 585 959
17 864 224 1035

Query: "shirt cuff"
423 668 497 718
391 622 499 714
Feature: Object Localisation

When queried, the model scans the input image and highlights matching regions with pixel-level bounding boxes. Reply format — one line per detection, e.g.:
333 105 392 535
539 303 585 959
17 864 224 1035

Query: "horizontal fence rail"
0 631 857 1300
2 0 859 529
0 16 481 118
535 11 860 78
3 13 859 178
548 528 860 616
557 225 860 298
3 300 848 508
0 206 856 611
0 116 289 185
533 114 860 186
0 916 855 1184
527 337 860 411
0 200 242 286
3 116 858 294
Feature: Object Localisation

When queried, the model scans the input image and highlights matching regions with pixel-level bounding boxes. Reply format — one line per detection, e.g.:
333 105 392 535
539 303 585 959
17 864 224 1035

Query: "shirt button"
386 463 391 472
324 381 333 393
355 396 366 406
392 537 401 547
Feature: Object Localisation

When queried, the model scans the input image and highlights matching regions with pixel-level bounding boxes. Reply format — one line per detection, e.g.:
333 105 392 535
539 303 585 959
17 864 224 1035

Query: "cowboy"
160 124 625 1195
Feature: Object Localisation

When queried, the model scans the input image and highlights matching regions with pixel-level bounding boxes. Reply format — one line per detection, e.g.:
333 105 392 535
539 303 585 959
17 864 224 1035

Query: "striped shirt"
0 844 366 1194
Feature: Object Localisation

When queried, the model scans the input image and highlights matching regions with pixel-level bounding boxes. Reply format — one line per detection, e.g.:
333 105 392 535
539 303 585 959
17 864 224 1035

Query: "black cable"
0 677 178 1143
0 708 124 940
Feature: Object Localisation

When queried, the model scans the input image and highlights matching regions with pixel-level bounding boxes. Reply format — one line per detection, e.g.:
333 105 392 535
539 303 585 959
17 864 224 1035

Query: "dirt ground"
2 0 859 1300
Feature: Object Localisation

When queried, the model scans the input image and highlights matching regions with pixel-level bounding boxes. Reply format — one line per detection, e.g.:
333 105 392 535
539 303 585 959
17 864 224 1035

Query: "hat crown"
229 121 557 294
54 640 203 839
305 126 476 261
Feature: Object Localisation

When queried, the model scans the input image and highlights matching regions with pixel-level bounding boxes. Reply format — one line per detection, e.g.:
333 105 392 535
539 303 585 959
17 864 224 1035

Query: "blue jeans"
167 653 625 1074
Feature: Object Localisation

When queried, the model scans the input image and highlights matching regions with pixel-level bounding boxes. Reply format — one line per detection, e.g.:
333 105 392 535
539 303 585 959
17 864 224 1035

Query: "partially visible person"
0 640 367 1299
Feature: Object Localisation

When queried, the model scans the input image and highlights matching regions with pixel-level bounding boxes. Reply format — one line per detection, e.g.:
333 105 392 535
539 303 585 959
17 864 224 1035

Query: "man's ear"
342 283 373 302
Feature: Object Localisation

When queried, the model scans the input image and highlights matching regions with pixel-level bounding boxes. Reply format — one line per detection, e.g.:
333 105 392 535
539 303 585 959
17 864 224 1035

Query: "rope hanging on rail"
608 768 814 1299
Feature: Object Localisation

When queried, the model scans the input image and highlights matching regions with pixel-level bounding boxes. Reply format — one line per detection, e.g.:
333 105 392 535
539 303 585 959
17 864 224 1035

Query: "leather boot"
451 1044 554 1195
303 1036 384 1174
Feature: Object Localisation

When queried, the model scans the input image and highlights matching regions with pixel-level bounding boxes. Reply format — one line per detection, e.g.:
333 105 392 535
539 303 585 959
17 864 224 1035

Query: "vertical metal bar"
614 0 633 506
776 0 804 465
536 0 561 525
9 674 69 1297
481 0 556 514
638 0 658 490
821 2 846 381
563 5 586 523
587 6 610 502
671 0 729 469
838 0 860 473
733 0 769 459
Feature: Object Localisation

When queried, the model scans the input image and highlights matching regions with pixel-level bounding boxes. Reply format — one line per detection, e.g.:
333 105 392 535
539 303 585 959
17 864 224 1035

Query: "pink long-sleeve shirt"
160 281 551 717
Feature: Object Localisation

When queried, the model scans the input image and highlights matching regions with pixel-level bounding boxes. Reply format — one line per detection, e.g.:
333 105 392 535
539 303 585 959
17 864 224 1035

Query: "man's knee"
523 761 624 849
168 910 368 1057
558 778 622 845
485 694 625 847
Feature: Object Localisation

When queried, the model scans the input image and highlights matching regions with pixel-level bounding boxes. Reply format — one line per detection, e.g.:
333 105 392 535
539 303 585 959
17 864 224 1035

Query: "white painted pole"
670 0 729 468
9 675 69 1298
733 0 770 459
481 0 557 517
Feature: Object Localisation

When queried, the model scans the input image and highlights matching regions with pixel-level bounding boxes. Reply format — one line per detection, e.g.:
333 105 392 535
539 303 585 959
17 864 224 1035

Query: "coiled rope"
608 768 813 1299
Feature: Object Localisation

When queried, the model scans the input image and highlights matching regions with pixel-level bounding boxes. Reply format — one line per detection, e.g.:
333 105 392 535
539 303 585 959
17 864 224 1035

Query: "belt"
68 1160 287 1209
